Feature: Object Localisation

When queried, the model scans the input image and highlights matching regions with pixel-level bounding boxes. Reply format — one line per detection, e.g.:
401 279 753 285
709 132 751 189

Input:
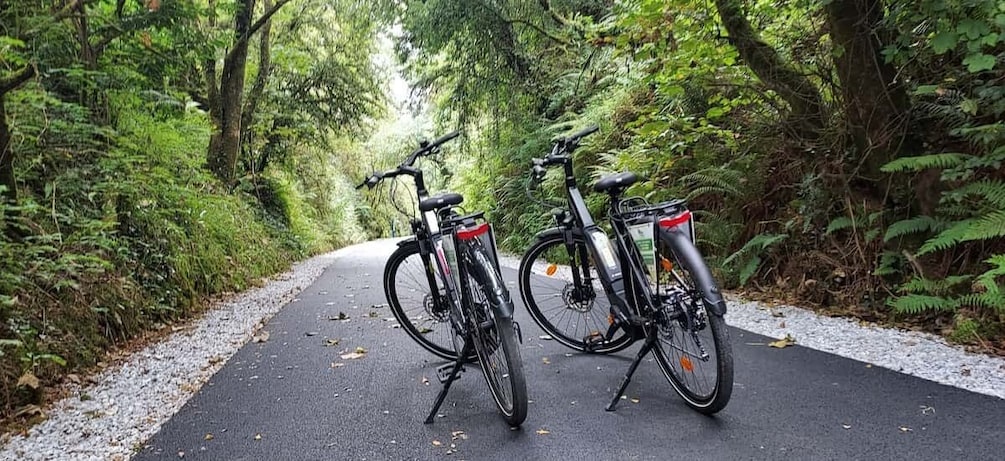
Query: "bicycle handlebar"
358 130 462 190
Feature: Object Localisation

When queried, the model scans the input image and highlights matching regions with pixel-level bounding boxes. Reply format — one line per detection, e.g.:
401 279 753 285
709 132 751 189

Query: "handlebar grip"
429 130 461 149
568 124 599 142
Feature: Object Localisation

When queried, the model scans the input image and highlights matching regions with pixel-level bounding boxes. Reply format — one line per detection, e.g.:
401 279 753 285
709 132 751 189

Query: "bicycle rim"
518 234 633 353
385 241 468 361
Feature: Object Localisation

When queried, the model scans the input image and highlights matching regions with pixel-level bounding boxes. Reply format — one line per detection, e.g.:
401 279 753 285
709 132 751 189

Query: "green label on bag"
628 222 657 288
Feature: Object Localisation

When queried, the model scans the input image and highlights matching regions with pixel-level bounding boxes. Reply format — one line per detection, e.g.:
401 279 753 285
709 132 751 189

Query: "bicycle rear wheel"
466 244 527 427
518 232 634 354
385 240 473 361
649 232 733 414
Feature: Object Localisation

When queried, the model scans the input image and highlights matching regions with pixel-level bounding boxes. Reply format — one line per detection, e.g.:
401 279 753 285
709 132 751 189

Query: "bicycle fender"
660 227 728 316
395 236 417 247
467 245 516 319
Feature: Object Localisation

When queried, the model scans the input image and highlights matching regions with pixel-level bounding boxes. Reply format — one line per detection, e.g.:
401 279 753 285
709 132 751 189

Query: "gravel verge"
0 244 355 461
499 253 1005 400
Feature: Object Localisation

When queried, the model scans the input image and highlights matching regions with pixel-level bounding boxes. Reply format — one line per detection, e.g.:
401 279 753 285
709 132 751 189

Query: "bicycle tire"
384 240 474 361
649 232 733 414
465 244 528 427
518 232 634 354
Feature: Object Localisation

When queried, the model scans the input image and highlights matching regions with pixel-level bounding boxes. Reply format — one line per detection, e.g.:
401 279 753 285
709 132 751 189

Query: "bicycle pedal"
583 331 605 352
435 362 464 383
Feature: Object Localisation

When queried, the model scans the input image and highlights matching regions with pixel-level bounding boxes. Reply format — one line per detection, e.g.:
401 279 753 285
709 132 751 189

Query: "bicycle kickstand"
424 338 474 424
605 330 657 411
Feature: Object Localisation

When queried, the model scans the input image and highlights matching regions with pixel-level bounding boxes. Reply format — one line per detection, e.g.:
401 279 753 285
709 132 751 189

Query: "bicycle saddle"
419 192 464 212
593 172 638 193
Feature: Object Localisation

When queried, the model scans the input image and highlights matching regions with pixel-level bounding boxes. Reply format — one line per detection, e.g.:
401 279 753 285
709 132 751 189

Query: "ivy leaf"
931 31 958 54
963 53 995 73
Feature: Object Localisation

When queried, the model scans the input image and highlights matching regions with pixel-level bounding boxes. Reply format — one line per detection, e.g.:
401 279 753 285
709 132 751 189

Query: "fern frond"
888 294 959 314
738 255 762 285
678 168 742 197
881 153 968 173
916 219 973 256
962 210 1005 242
957 292 1005 311
825 216 854 235
873 251 903 276
899 275 971 295
951 180 1005 208
883 215 941 242
723 232 787 265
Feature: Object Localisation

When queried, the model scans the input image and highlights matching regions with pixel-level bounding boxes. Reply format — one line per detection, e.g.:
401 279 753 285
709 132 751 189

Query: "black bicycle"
518 126 733 414
358 132 527 426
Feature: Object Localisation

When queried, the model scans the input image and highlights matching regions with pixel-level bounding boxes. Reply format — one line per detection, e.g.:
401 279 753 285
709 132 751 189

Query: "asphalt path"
135 239 1005 460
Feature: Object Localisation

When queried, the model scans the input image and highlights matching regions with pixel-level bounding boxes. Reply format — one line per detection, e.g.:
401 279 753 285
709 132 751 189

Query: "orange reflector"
679 356 694 372
545 264 557 276
660 257 673 272
608 313 615 325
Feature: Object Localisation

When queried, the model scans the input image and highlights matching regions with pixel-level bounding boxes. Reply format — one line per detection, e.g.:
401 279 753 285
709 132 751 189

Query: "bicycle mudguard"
396 236 417 247
466 244 515 319
659 226 728 316
533 226 582 241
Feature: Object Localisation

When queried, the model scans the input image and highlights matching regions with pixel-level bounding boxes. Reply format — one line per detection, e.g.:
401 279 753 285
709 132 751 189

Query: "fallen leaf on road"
325 338 340 347
252 331 270 343
204 433 214 441
418 327 433 334
841 424 851 430
421 376 430 385
536 429 550 435
899 426 912 433
178 451 184 458
331 362 344 368
355 346 367 354
305 331 319 337
340 352 365 360
254 433 263 440
539 335 553 340
630 398 640 403
768 334 796 348
920 405 935 415
451 430 467 440
369 311 379 318
542 357 551 365
17 372 40 390
432 440 443 446
865 364 872 368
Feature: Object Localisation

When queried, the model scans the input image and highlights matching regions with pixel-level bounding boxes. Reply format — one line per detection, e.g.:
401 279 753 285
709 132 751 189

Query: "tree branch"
244 0 290 43
0 65 36 94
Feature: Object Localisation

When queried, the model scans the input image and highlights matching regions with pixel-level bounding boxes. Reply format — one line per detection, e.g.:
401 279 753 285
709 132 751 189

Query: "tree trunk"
713 0 826 140
0 93 15 206
826 0 914 182
205 0 289 184
240 0 273 170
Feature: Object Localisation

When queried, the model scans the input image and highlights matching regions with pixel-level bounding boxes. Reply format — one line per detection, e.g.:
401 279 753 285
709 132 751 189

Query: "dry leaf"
254 433 263 440
13 404 43 418
325 338 340 347
421 376 430 385
536 429 550 435
330 362 344 368
355 346 367 354
841 424 851 430
539 335 553 340
432 440 443 446
252 331 270 343
630 398 640 403
305 331 319 337
204 433 214 441
768 334 796 348
340 352 365 360
17 372 40 390
542 357 551 365
899 426 912 432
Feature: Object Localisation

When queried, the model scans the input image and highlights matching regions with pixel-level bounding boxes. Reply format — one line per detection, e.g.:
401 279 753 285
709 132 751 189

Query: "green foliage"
722 233 788 285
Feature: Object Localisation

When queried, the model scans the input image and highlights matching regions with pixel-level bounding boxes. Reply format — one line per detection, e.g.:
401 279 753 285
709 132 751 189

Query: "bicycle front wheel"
518 232 634 354
650 231 733 414
385 240 472 361
466 244 528 427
